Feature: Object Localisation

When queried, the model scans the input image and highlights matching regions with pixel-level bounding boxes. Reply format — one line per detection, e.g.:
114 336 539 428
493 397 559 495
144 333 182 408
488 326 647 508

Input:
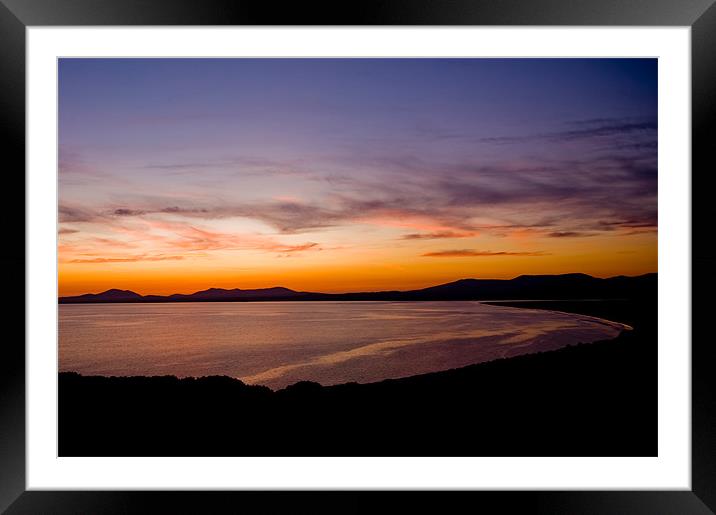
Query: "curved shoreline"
60 309 629 392
480 300 634 332
60 300 626 390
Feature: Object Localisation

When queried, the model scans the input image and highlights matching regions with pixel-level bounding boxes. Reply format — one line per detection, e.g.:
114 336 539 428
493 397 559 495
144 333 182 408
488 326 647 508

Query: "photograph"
57 57 658 457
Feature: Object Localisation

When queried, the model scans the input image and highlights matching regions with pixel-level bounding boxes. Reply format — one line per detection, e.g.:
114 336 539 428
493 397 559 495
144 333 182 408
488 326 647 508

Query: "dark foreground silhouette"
59 297 656 456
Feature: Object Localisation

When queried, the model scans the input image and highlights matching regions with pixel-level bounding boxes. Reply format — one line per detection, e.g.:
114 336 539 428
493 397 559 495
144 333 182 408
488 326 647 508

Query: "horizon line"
59 271 658 298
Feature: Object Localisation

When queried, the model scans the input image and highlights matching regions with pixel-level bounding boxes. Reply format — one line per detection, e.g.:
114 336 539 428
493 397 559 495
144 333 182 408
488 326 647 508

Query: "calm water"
59 301 627 389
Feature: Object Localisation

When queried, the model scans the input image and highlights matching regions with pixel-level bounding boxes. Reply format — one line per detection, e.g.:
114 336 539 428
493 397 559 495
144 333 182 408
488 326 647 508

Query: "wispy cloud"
113 208 146 216
58 214 324 265
69 254 186 263
421 249 548 258
279 242 319 253
401 231 478 240
59 137 657 249
80 150 656 241
481 117 657 145
547 231 594 238
59 205 105 223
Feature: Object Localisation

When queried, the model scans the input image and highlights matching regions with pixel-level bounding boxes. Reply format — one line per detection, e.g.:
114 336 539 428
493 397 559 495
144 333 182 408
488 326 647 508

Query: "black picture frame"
2 0 714 512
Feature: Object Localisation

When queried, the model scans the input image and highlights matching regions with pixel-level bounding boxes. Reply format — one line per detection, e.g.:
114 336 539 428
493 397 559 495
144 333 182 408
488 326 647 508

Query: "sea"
59 301 626 389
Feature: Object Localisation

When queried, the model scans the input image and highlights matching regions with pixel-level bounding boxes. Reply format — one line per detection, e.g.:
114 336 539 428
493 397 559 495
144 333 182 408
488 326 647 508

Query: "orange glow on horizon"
58 230 657 296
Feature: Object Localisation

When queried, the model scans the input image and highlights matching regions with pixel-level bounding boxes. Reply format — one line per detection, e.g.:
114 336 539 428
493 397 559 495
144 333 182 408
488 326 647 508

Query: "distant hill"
60 286 308 304
388 273 657 301
62 288 144 303
58 273 656 304
147 286 304 302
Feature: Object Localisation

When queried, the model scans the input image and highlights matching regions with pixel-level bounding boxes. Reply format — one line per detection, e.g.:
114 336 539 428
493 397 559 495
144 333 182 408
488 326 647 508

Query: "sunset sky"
58 58 657 296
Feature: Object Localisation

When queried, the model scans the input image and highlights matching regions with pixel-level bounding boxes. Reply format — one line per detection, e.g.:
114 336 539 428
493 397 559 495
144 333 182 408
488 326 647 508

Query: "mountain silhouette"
407 273 655 301
152 286 303 302
61 286 307 304
66 288 143 302
58 273 656 304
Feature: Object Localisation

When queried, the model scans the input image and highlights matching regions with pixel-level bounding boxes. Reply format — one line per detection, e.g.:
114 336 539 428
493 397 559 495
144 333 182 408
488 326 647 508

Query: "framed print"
2 0 715 512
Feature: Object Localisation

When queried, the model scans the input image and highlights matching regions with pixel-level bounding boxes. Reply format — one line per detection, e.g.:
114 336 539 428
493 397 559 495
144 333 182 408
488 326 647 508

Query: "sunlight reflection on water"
59 301 626 389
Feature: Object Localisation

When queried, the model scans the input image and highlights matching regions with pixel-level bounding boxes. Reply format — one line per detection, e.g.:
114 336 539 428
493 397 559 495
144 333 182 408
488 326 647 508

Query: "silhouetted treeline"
59 298 656 457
